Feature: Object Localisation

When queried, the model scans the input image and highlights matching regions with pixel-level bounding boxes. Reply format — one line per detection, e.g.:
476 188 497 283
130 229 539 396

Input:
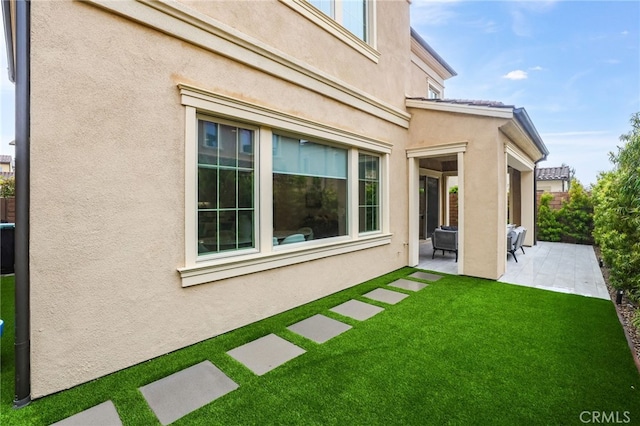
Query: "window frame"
280 0 379 63
358 151 381 235
180 85 391 286
196 114 260 261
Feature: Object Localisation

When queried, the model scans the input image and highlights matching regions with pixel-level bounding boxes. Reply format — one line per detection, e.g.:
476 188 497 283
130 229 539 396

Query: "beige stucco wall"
28 0 411 397
180 0 410 110
537 180 566 193
407 109 511 279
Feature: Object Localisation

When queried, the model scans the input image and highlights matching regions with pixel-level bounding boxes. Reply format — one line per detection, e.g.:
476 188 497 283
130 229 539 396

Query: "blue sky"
1 1 639 186
411 0 640 186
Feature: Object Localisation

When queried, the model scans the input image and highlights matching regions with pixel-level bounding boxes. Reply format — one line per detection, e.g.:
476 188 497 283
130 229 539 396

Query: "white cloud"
503 70 528 80
410 0 460 27
529 66 544 71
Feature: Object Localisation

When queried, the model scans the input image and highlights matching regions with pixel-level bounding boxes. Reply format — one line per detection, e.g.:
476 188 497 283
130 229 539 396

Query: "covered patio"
406 98 548 281
418 239 609 299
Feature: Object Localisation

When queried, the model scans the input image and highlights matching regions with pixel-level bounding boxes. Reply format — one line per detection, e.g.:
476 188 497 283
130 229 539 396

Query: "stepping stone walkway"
330 299 384 320
363 288 408 305
227 333 305 376
53 273 432 425
287 314 352 343
410 271 442 281
51 400 122 426
389 278 428 292
139 360 238 425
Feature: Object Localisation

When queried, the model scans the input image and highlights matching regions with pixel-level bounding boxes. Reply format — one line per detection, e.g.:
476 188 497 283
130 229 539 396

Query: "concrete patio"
418 240 610 300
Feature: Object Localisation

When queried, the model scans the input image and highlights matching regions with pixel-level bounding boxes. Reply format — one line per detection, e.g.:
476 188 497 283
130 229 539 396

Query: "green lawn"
1 269 639 425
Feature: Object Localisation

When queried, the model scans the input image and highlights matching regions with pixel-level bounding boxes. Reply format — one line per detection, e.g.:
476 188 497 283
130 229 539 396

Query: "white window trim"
180 84 392 286
281 0 379 62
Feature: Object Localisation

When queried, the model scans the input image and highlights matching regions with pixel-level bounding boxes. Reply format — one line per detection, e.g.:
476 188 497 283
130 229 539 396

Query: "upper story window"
309 0 369 42
428 85 441 99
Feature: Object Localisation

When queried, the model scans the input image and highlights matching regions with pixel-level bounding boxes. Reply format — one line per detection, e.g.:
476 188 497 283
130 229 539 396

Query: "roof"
410 28 457 77
406 98 549 159
0 155 12 164
536 166 571 181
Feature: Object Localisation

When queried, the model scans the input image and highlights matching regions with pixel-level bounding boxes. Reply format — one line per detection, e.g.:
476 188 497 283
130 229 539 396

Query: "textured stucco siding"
29 0 410 397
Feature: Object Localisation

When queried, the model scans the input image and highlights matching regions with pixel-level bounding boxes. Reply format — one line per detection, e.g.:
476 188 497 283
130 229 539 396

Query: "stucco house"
536 165 571 192
3 0 547 402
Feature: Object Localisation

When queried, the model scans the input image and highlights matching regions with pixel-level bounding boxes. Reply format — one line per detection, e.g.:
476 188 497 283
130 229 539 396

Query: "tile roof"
408 98 514 109
0 155 12 164
536 166 570 181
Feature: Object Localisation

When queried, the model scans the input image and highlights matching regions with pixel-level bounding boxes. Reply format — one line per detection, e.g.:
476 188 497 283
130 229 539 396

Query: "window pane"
198 121 218 166
198 167 218 210
219 124 238 167
238 171 253 208
218 169 237 209
309 0 333 17
342 0 366 41
197 118 255 255
198 211 218 254
358 153 379 233
238 129 254 168
273 135 347 178
273 174 347 244
218 210 237 251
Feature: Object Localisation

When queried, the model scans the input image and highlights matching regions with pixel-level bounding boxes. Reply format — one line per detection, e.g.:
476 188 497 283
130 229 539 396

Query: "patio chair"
432 228 458 262
507 228 526 262
516 226 527 254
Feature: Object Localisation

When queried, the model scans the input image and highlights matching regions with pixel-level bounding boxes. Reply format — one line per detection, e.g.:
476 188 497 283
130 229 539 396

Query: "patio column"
520 170 535 246
408 157 419 266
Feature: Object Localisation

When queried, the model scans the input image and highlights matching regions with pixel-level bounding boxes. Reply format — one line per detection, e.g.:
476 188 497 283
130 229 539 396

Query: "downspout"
13 0 31 408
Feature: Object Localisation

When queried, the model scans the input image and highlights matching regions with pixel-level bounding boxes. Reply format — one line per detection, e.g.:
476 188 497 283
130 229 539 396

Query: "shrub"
537 193 562 242
592 112 640 294
0 176 15 197
557 179 594 244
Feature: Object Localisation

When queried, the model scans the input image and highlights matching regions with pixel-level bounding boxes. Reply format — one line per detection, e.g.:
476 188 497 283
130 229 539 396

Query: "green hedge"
592 112 640 301
537 179 594 245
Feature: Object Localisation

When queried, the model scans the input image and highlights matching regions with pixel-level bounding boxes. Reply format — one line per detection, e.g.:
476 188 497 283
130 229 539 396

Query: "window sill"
178 233 392 287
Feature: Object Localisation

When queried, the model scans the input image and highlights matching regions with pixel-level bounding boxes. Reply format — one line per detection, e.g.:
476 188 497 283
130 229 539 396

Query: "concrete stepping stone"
330 299 384 321
227 333 305 376
389 278 428 292
51 401 122 426
410 271 442 281
363 288 408 305
287 314 352 343
139 360 238 425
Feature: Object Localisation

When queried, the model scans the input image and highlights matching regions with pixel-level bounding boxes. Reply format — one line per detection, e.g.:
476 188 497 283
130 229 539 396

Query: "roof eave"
410 28 457 78
513 108 548 161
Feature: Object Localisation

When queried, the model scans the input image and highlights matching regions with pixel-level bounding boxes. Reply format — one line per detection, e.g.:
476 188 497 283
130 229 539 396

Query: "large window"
181 85 392 285
309 0 368 42
358 153 379 233
197 118 255 256
273 135 348 245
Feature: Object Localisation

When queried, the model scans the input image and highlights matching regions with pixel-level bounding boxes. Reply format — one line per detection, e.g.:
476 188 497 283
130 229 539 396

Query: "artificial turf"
1 268 639 425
